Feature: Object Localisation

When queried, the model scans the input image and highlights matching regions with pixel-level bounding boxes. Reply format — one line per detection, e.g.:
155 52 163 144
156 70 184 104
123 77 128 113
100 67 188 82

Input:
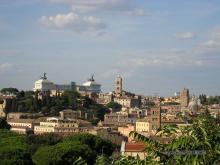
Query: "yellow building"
135 119 150 133
34 117 81 135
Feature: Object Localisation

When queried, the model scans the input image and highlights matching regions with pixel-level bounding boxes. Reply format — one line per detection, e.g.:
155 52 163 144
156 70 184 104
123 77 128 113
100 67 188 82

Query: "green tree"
64 133 115 156
106 101 122 112
32 141 93 165
0 88 19 95
129 111 220 164
96 155 111 165
0 117 11 129
0 130 33 165
25 133 62 155
199 94 207 105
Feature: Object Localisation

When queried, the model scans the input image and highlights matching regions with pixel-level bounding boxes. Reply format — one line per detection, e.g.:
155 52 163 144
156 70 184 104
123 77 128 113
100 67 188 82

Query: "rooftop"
125 142 145 152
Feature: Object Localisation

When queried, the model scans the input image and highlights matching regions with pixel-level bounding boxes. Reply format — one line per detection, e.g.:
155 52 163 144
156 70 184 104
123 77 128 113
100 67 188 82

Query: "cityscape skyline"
1 0 220 96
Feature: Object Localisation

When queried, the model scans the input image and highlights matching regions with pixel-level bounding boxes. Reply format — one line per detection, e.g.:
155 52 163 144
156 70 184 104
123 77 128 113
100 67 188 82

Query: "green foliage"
0 130 33 165
199 95 220 105
32 141 93 165
64 133 115 156
106 101 122 112
0 117 11 129
25 133 62 155
113 156 160 165
0 88 19 95
31 133 115 165
90 104 110 121
96 155 111 165
4 89 110 121
199 94 207 105
73 157 88 165
0 126 115 165
129 111 220 164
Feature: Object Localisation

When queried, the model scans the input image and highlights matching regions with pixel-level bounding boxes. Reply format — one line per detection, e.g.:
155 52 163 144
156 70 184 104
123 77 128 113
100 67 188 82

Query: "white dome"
83 80 100 86
35 79 53 84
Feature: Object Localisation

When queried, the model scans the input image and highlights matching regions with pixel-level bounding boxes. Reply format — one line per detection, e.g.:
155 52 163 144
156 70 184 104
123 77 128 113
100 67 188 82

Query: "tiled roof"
125 142 145 152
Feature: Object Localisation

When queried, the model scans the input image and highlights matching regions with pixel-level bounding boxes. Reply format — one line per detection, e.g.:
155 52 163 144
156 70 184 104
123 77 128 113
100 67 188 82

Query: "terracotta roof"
125 142 145 152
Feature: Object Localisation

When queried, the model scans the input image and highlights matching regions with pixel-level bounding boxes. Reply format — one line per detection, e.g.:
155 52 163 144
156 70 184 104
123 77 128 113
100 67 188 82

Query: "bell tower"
115 75 122 97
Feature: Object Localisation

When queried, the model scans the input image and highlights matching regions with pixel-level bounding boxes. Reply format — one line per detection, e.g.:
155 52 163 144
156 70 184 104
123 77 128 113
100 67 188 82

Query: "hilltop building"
76 75 101 96
113 76 141 108
180 88 189 107
115 75 123 97
33 72 75 95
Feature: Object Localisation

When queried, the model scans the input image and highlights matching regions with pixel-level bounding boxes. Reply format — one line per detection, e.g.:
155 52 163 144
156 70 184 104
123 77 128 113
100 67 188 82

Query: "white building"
33 73 75 93
77 75 101 94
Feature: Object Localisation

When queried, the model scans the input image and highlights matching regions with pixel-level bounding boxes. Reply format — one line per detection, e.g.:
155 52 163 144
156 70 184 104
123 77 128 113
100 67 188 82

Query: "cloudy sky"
0 0 220 96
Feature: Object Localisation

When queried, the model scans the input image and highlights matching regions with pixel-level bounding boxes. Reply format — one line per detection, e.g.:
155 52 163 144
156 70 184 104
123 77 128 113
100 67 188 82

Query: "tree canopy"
106 101 122 112
32 133 115 165
0 118 11 129
0 130 33 165
129 111 220 164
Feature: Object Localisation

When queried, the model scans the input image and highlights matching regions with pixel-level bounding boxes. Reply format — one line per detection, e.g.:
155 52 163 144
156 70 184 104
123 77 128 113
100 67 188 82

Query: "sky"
0 0 220 96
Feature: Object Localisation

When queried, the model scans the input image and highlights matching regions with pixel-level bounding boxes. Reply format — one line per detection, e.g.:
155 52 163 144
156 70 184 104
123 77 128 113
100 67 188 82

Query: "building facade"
180 88 189 107
59 109 81 120
115 75 123 97
7 119 38 134
121 141 146 160
76 75 101 96
34 117 81 135
114 97 140 108
103 113 129 126
147 107 161 132
135 119 150 133
33 72 75 94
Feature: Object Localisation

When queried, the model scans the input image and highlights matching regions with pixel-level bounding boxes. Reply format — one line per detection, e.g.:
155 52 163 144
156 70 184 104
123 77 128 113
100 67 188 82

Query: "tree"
106 101 122 112
0 88 19 95
25 133 62 155
129 111 220 164
113 156 159 165
32 133 115 165
64 133 115 156
0 130 33 165
0 118 11 129
32 141 94 165
199 94 207 105
96 155 111 165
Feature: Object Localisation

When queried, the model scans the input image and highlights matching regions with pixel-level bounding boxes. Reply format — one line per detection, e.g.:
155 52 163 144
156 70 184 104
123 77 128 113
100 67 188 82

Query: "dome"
82 75 101 87
83 80 100 86
35 78 53 84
